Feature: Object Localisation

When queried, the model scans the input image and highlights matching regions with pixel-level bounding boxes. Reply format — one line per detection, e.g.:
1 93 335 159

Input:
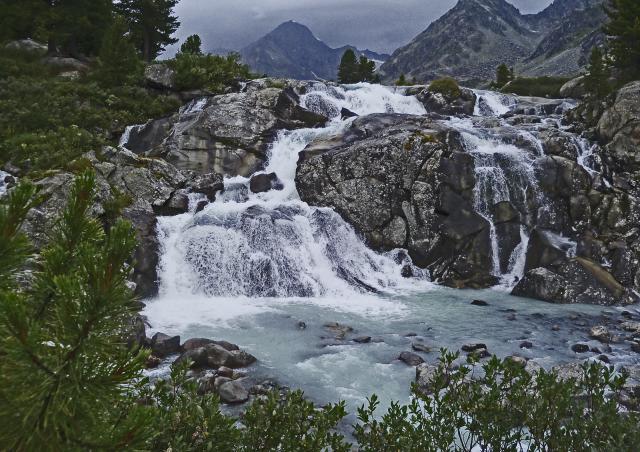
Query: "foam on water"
149 83 431 330
141 83 637 414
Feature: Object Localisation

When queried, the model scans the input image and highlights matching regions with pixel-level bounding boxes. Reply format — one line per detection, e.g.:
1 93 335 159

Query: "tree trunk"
47 36 57 56
143 28 151 62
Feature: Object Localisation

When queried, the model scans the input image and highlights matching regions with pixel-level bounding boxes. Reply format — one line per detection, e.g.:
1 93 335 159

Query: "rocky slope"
121 79 328 177
379 0 605 85
296 83 640 306
240 21 389 80
513 81 640 305
296 114 497 288
7 77 640 308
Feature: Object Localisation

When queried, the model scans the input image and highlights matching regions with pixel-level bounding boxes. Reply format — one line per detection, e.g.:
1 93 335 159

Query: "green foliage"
338 49 359 84
495 63 514 88
0 171 152 450
0 182 39 289
429 77 462 98
241 390 348 451
0 0 113 56
102 187 134 224
338 50 379 84
0 47 180 173
96 16 144 88
604 0 640 82
396 74 418 86
144 362 241 451
181 33 203 55
501 76 571 97
168 52 251 92
358 55 378 83
354 350 640 451
396 73 408 86
0 0 48 43
584 46 612 99
117 0 181 61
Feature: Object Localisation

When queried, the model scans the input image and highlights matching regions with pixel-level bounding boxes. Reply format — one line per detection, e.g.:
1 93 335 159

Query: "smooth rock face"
122 80 328 177
296 114 497 288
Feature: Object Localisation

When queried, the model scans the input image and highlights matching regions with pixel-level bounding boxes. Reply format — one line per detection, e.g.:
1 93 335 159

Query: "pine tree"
584 46 611 98
396 74 407 86
604 0 640 81
0 172 152 450
43 0 113 56
358 55 377 82
180 33 202 55
496 63 511 88
117 0 181 62
338 49 359 84
96 16 144 87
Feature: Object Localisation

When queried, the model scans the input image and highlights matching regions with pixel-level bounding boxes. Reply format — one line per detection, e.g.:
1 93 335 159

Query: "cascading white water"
447 115 546 285
154 83 428 303
473 90 517 117
0 170 9 196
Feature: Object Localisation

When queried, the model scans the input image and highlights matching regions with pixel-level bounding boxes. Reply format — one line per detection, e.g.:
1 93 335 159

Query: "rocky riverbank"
5 78 640 306
3 77 640 412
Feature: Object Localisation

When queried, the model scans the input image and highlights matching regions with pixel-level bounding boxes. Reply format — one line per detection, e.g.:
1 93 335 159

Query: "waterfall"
155 83 428 301
149 82 597 303
446 116 547 285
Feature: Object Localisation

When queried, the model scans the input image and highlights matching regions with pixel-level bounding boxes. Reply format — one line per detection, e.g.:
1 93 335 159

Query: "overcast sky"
165 0 555 56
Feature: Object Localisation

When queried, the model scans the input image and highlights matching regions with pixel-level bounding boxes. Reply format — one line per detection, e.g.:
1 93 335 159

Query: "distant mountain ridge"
240 21 389 80
379 0 606 85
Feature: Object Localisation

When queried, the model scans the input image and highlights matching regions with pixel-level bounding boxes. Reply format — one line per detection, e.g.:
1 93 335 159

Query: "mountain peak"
270 21 316 37
240 22 388 80
379 0 605 85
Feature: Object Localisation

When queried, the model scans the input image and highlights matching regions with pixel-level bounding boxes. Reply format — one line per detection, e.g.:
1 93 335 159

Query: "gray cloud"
166 0 554 56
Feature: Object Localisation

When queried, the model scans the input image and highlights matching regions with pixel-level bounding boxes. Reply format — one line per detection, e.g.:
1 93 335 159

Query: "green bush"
95 16 144 88
0 172 151 450
168 52 251 92
502 76 571 98
1 180 638 450
0 48 179 173
428 77 462 98
354 350 640 451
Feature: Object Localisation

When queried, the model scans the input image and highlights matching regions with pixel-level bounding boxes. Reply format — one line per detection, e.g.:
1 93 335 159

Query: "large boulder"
174 343 257 369
42 56 90 72
296 113 496 288
512 257 636 305
5 39 47 55
121 79 328 178
559 76 587 99
597 81 640 173
417 87 476 116
144 63 176 90
249 172 283 193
